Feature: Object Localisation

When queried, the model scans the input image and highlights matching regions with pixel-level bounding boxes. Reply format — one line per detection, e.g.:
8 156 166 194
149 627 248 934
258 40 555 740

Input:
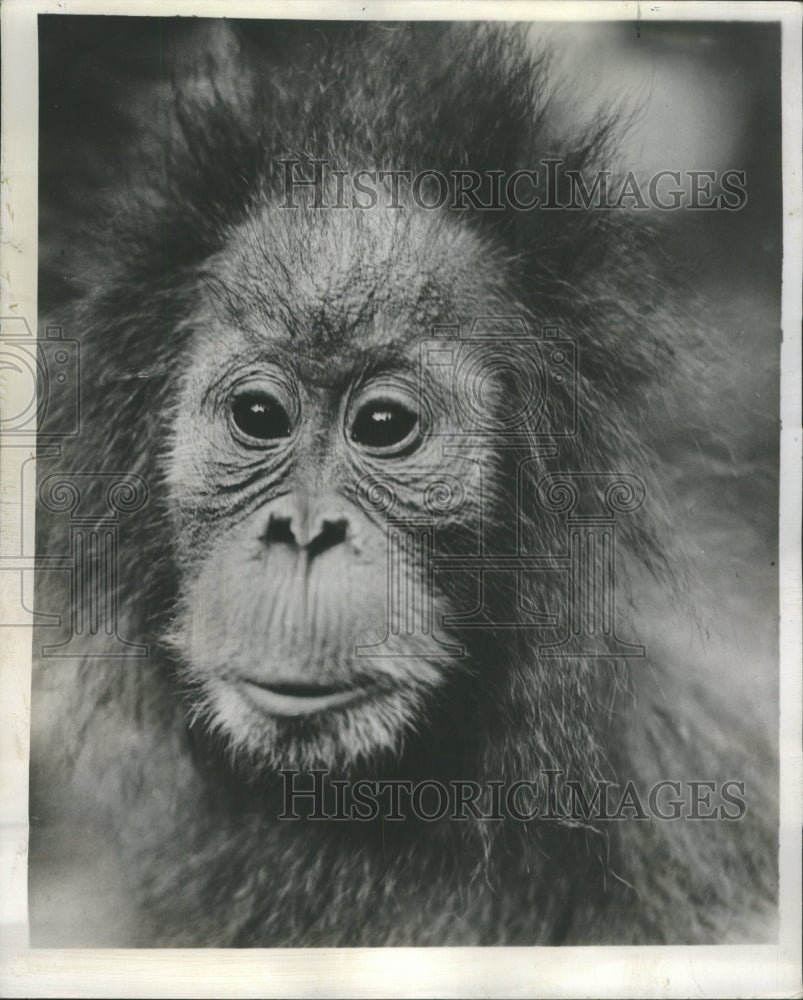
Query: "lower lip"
239 679 370 716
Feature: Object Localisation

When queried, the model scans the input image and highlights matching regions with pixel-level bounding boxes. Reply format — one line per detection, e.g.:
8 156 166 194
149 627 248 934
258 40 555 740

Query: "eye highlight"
350 399 420 455
230 391 292 442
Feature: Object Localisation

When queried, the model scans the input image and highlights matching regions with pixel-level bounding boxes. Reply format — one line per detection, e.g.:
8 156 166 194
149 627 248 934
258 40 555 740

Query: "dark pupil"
231 393 291 440
351 401 417 450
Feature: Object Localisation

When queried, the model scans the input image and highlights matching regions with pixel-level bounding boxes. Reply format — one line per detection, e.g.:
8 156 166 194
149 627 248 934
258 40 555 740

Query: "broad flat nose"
263 496 350 556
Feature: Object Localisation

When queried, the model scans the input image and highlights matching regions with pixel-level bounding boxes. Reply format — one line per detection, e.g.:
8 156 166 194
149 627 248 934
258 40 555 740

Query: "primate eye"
350 399 419 454
231 392 292 442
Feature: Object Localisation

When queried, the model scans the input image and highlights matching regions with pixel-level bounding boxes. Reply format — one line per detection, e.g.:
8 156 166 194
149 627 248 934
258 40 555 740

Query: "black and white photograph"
0 1 800 996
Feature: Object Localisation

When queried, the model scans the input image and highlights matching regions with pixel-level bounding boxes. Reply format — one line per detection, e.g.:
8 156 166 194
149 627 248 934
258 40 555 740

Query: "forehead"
194 203 509 365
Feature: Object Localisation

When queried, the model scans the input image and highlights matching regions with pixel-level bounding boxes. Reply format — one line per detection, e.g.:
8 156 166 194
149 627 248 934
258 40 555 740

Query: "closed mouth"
239 677 371 716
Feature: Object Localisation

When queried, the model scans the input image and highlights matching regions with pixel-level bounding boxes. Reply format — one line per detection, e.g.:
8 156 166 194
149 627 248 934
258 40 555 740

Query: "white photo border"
1 2 800 996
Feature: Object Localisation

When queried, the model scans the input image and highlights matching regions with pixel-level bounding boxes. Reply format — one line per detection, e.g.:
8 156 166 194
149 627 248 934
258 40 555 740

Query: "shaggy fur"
30 21 777 946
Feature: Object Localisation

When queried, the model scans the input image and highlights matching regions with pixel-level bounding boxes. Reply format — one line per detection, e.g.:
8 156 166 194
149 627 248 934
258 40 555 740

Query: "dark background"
39 17 782 305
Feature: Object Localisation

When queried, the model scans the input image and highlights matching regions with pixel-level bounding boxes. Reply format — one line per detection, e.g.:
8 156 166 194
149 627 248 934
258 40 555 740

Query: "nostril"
265 515 296 546
307 518 348 559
